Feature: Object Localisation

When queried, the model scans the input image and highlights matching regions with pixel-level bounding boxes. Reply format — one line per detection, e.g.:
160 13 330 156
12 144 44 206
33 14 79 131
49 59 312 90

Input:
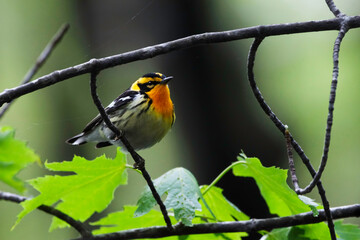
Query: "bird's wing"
82 90 138 133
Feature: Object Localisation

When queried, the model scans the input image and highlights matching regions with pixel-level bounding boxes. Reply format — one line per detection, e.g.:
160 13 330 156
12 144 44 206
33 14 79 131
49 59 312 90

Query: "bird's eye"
146 81 156 89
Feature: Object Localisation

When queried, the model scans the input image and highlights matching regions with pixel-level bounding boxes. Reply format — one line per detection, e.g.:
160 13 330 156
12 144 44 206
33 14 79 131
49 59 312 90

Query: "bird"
66 72 175 152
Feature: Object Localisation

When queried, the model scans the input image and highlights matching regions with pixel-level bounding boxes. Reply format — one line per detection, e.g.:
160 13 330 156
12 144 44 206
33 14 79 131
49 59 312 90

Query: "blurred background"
0 0 359 239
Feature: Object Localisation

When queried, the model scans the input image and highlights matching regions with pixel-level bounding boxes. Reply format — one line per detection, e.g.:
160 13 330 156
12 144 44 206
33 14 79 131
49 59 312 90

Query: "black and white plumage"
66 73 175 152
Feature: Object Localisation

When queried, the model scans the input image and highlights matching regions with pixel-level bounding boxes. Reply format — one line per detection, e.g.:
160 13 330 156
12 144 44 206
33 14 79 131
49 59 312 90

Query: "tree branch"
0 23 69 118
284 127 300 191
1 16 360 107
0 191 92 238
325 0 344 17
246 37 337 238
89 70 173 230
298 20 349 195
291 20 349 240
75 204 360 240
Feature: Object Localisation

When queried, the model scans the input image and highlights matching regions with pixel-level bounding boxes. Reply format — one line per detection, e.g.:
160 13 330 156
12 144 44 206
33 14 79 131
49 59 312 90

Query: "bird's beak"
160 76 173 85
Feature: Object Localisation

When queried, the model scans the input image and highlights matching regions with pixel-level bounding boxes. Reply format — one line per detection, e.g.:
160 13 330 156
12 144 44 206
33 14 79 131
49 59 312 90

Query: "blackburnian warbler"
66 72 175 152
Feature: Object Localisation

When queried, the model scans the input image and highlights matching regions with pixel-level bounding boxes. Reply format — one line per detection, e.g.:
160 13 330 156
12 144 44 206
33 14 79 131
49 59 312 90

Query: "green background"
0 1 359 239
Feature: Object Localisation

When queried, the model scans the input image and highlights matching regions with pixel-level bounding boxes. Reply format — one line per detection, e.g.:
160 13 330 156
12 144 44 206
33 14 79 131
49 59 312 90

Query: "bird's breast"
148 85 174 122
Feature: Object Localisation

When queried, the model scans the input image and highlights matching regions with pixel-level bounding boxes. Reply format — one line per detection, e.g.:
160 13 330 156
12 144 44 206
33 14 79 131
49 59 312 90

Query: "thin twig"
0 23 70 119
202 161 243 196
325 0 344 17
89 69 173 230
1 16 360 107
299 21 349 194
0 191 92 238
284 127 300 191
75 204 360 240
246 37 337 239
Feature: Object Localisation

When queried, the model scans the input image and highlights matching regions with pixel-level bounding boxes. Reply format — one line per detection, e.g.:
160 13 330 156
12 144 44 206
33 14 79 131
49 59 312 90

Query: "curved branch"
0 191 92 238
291 20 350 240
246 37 315 177
299 20 349 194
246 37 337 239
1 16 360 107
76 204 360 240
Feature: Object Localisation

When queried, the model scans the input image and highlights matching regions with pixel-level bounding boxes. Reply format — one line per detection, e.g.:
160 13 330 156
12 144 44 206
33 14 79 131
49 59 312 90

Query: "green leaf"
298 195 319 217
232 156 331 239
296 224 332 240
92 205 176 237
0 126 40 192
135 167 202 226
233 157 311 216
287 227 314 240
14 148 127 231
94 185 248 239
198 185 248 222
335 220 360 240
94 204 244 240
183 232 244 240
260 227 291 240
261 226 319 240
191 185 249 239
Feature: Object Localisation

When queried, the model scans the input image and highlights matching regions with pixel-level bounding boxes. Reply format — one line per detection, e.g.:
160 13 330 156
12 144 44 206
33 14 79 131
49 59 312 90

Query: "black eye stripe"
138 80 160 92
147 81 159 86
141 81 159 87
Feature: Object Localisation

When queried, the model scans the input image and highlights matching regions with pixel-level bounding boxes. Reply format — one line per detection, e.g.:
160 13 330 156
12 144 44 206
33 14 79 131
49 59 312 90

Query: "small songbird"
66 72 175 152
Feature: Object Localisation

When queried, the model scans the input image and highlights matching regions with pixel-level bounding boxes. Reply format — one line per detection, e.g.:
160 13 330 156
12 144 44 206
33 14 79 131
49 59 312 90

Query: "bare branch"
0 23 70 118
89 69 173 230
246 37 337 238
1 16 360 107
325 0 344 17
299 20 349 194
246 37 315 176
0 191 92 238
288 20 350 240
75 204 360 240
284 127 300 191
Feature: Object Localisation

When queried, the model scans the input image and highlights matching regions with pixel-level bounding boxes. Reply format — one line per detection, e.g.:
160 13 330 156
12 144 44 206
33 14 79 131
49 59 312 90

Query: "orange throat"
149 85 174 120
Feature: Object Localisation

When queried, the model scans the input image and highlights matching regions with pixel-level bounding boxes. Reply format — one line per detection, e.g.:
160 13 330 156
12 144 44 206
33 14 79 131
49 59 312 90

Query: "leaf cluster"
0 127 359 239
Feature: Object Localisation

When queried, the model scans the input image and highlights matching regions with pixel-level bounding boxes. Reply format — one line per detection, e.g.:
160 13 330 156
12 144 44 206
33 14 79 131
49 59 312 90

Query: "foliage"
135 167 202 226
15 148 127 231
233 155 330 239
0 128 359 239
233 154 312 216
0 126 40 192
194 185 249 239
334 220 360 240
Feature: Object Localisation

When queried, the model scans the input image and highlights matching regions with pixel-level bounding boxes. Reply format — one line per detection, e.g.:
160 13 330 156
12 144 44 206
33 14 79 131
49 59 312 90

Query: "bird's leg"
132 152 145 170
113 129 124 141
112 130 145 169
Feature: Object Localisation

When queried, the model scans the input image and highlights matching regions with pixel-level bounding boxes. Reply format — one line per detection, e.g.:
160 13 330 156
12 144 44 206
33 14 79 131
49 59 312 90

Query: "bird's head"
130 72 173 93
131 72 174 119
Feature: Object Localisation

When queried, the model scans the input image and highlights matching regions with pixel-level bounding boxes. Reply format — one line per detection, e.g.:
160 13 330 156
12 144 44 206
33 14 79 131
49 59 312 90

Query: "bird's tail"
66 133 87 145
